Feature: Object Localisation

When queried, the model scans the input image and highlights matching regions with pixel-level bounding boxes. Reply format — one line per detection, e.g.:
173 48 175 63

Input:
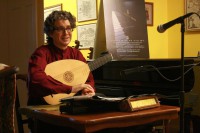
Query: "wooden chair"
0 64 19 133
15 73 28 133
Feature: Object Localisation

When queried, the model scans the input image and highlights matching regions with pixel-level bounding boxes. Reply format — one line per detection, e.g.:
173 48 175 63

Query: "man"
27 10 95 106
26 10 96 133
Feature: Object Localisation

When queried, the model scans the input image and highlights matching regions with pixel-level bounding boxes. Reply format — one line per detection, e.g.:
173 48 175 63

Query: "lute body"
44 54 112 105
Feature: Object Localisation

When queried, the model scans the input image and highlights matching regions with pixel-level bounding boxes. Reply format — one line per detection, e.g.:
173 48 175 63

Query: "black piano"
92 58 195 106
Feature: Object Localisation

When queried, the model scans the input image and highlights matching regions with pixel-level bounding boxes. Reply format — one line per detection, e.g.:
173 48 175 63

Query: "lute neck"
88 54 112 71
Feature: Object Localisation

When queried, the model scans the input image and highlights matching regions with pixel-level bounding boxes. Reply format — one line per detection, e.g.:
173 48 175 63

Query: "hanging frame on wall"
145 2 153 26
77 23 97 48
44 4 62 44
77 0 97 22
185 0 200 31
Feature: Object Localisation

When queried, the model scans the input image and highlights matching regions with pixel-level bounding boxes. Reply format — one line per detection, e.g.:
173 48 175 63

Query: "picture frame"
44 4 62 21
44 4 62 44
77 0 97 22
145 2 153 26
185 0 200 31
77 23 96 48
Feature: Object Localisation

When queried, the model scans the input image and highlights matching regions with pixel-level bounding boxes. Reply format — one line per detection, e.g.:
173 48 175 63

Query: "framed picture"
185 0 200 31
44 4 62 44
44 4 62 21
145 2 153 26
77 23 96 48
77 0 97 22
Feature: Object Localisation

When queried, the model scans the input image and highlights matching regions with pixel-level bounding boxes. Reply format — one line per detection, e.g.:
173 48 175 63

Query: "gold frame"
44 4 62 44
77 23 96 48
77 0 97 22
185 0 200 31
145 2 153 26
44 4 62 20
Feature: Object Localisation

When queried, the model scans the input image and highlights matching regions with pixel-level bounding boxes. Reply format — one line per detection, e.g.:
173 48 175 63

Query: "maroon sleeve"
86 72 96 91
28 48 72 98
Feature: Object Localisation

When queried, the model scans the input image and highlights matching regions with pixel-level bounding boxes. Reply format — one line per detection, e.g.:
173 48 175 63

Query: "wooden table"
19 105 180 133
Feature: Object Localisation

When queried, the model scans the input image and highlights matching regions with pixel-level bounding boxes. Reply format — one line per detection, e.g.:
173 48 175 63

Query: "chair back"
0 64 19 133
15 73 28 133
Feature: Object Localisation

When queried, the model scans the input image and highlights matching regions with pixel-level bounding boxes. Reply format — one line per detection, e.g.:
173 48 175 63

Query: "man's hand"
71 84 95 96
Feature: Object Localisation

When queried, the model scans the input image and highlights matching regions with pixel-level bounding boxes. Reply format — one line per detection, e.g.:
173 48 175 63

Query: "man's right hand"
71 84 95 96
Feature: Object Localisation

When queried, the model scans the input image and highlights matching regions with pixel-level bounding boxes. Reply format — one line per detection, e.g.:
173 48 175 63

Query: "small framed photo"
44 4 62 44
77 23 96 48
145 2 153 26
77 0 97 22
185 0 200 31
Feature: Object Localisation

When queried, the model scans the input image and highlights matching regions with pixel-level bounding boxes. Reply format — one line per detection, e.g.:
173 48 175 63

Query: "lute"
44 53 113 105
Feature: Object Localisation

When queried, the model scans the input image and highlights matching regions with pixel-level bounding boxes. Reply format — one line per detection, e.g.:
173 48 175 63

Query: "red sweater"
27 45 95 105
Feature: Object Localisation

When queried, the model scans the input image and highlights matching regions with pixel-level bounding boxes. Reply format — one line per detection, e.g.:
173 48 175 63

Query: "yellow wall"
44 0 200 59
167 0 200 58
146 0 168 58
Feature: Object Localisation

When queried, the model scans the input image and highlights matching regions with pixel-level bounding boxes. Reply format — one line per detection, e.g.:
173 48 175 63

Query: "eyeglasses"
54 26 73 33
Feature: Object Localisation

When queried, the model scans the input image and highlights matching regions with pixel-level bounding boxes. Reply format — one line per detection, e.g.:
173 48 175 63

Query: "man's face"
50 19 72 50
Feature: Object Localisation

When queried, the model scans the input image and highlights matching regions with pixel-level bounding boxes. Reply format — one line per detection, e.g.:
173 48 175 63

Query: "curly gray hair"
44 10 76 44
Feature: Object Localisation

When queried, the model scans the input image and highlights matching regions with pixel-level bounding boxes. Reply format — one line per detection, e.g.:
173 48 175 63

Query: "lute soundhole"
63 71 74 83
